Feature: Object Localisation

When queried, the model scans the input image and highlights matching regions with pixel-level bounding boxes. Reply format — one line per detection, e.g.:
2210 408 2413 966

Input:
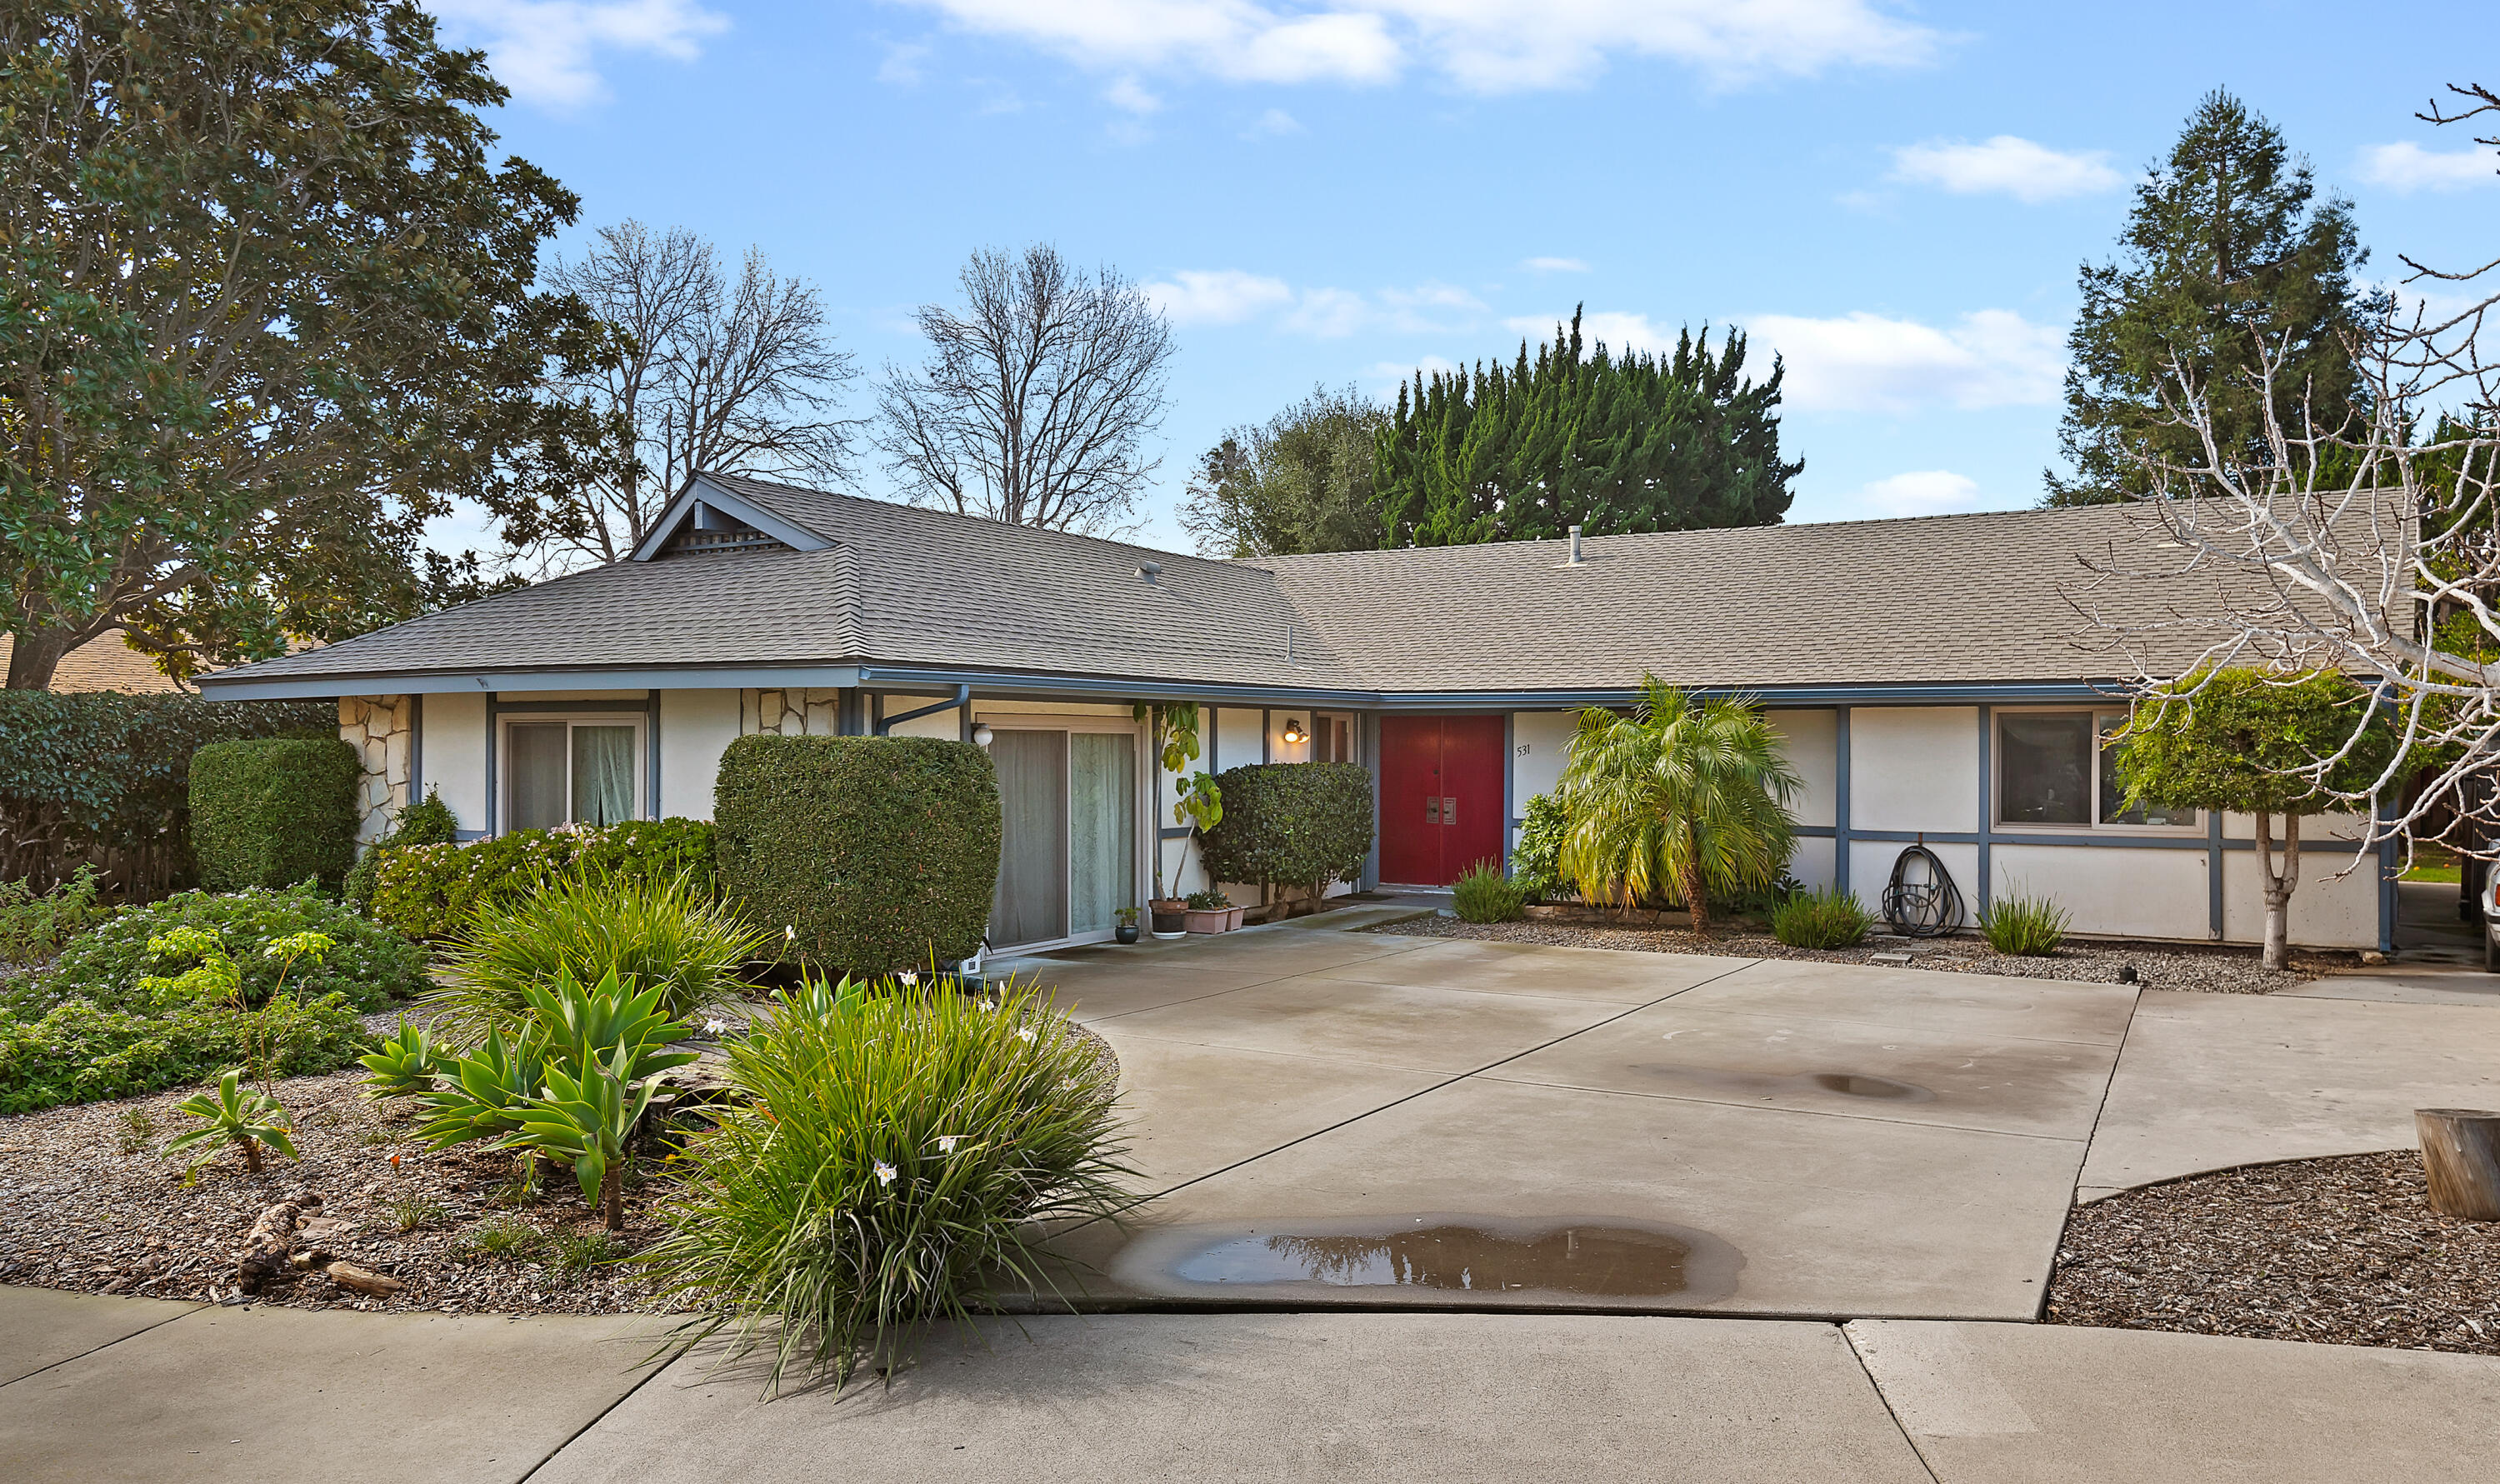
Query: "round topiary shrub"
28 884 430 1015
712 735 1002 973
188 737 361 892
1198 762 1375 896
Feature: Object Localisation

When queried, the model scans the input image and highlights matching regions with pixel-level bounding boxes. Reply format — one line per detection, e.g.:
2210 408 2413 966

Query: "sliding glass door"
988 726 1138 949
502 717 642 832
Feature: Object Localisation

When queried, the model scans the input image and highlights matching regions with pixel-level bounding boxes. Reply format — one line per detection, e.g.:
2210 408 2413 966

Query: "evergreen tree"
1372 309 1798 547
1178 385 1388 556
2047 90 2382 507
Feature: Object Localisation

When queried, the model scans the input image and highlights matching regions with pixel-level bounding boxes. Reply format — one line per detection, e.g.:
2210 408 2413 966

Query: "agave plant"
164 1069 298 1175
512 1043 663 1232
359 1021 448 1099
415 1027 549 1149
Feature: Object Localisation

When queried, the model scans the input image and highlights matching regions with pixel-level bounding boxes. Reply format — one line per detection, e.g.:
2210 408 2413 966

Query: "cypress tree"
2047 90 2382 507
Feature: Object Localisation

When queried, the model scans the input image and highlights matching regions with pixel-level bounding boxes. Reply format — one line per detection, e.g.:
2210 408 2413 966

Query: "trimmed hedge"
0 691 332 896
367 818 717 940
189 737 362 892
1199 762 1375 895
712 735 1001 973
21 885 429 1016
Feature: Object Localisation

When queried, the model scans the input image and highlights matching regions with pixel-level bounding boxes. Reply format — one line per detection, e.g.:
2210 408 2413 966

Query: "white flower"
1016 1027 1036 1042
898 971 919 987
872 1161 897 1187
784 924 797 942
936 1136 959 1154
702 1018 727 1036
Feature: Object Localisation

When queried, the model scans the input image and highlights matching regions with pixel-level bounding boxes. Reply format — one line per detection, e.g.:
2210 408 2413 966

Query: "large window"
502 717 644 832
1997 710 2197 830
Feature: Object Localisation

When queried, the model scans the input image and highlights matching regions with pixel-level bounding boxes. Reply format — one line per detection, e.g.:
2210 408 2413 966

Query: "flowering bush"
367 818 717 939
641 974 1128 1392
21 885 425 1015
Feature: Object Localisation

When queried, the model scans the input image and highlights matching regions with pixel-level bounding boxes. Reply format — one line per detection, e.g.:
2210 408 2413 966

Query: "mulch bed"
1368 913 2354 994
2047 1152 2500 1356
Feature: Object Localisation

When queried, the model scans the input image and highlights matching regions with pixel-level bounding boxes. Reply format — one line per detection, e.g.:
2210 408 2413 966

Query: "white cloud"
1285 286 1372 337
892 1 1940 92
1503 310 1676 353
422 0 728 108
2358 141 2500 194
1741 308 2066 412
1104 75 1164 112
1245 107 1305 137
1854 469 1984 517
1522 256 1590 272
1145 269 1295 325
1889 136 2122 203
878 41 934 84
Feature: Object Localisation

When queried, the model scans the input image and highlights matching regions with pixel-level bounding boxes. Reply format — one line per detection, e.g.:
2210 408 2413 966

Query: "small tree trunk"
2415 1108 2500 1221
4 626 76 691
1682 862 1711 936
601 1162 624 1232
238 1134 263 1175
2252 811 2302 972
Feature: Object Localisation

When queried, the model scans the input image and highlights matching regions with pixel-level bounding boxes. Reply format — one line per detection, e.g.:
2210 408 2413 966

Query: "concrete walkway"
8 911 2500 1481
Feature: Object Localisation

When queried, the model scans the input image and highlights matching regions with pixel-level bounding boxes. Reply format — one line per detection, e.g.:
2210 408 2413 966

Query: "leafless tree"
877 244 1175 533
2072 83 2500 858
537 222 860 568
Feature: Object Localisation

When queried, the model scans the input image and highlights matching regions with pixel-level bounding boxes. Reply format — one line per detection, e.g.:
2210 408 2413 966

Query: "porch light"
1282 717 1307 745
972 722 995 748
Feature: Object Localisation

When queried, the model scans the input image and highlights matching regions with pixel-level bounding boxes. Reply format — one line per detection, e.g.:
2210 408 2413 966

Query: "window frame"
497 712 649 835
1992 707 2201 835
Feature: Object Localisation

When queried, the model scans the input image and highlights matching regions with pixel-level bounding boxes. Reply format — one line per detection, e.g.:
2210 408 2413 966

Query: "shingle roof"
0 631 185 692
201 474 2283 697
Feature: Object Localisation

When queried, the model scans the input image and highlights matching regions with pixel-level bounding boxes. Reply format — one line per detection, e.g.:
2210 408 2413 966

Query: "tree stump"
2415 1108 2500 1221
232 1200 304 1292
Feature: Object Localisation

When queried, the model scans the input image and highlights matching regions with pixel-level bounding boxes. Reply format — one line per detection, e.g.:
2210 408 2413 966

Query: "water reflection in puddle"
1160 1217 1731 1298
1633 1066 1936 1104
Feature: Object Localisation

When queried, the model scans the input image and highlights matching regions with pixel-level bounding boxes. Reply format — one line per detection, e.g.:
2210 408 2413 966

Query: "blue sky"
419 1 2498 554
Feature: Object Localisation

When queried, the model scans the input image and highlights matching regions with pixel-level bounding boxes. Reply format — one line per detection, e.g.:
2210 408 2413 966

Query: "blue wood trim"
1502 712 1516 875
1833 707 1852 892
628 475 835 561
482 697 496 837
2377 806 2399 954
2207 810 2226 939
1157 826 1192 840
1262 707 1272 764
1363 712 1382 890
1975 705 1992 914
202 664 870 701
645 688 661 820
875 684 969 736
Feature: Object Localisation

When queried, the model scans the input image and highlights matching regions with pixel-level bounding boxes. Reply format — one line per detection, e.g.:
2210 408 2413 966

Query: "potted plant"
1133 701 1225 937
1183 888 1244 934
1114 906 1141 945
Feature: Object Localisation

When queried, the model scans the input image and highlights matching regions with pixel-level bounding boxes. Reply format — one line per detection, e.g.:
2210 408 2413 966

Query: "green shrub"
1981 892 2071 957
1510 792 1572 902
1198 762 1374 896
344 790 459 912
0 993 368 1115
427 871 764 1039
23 885 428 1016
0 691 331 894
1452 859 1527 922
0 868 110 964
641 974 1128 1392
1770 887 1874 949
188 737 362 892
367 817 716 940
163 1069 298 1175
712 736 1001 973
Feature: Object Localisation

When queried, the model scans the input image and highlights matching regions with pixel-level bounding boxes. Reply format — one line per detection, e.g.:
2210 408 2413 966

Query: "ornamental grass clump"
426 871 764 1040
642 974 1130 1394
1451 860 1527 923
1769 887 1874 950
1981 892 2071 957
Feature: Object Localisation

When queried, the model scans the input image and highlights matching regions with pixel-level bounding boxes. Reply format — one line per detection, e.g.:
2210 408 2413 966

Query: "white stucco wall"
1852 839 1980 917
1766 709 1838 829
1267 708 1315 765
658 689 741 820
1788 835 1838 893
2222 842 2382 948
1851 706 1978 833
422 691 488 835
1212 706 1265 772
1992 843 2211 942
882 706 961 739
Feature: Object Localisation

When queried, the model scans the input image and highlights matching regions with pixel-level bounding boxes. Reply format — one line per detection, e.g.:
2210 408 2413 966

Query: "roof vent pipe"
1568 526 1584 565
1138 561 1162 585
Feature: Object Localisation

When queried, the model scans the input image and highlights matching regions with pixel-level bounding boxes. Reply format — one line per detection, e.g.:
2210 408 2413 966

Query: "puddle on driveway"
1632 1065 1936 1104
1128 1214 1742 1304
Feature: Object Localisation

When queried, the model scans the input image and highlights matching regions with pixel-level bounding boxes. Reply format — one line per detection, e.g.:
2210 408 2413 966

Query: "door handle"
1442 797 1458 827
1424 797 1440 825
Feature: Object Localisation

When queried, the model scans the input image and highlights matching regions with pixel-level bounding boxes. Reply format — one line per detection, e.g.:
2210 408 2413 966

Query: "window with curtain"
502 717 641 832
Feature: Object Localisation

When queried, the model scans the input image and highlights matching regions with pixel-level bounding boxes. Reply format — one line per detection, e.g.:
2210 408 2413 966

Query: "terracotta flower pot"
1182 907 1235 933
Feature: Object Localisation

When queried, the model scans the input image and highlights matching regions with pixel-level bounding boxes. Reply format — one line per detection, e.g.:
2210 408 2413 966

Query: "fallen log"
233 1200 304 1292
2417 1108 2500 1221
320 1261 402 1297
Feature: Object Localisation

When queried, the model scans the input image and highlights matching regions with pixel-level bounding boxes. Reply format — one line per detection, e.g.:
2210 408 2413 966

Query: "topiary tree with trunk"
2114 667 2398 969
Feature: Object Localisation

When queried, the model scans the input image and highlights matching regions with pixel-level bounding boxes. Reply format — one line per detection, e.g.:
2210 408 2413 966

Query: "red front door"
1379 716 1507 886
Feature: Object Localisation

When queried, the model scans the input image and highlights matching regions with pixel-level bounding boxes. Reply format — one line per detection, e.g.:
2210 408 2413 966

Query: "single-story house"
198 472 2398 953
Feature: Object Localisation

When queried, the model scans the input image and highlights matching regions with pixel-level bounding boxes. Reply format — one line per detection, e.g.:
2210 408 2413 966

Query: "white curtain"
1068 733 1136 936
571 725 635 827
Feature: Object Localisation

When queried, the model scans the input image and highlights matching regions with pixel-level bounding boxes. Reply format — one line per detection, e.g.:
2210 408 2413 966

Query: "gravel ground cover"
0 1020 1124 1318
1366 913 2349 993
2047 1152 2500 1356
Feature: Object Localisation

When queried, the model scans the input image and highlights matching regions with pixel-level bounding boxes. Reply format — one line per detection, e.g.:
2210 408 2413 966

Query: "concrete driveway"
1016 921 2140 1321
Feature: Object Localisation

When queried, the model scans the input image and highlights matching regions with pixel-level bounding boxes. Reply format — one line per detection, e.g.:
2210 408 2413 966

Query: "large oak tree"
0 0 611 687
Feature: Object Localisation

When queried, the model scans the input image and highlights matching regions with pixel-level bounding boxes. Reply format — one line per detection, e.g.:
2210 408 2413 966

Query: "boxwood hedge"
712 735 1001 973
188 737 362 892
1199 762 1375 895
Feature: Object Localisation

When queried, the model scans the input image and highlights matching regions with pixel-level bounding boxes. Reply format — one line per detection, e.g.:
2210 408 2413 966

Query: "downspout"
877 684 972 737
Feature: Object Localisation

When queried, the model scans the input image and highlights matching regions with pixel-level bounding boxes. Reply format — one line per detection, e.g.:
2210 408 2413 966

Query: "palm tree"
1558 676 1800 933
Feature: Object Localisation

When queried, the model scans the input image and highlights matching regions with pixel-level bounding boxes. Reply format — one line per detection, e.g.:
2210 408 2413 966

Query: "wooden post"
2416 1108 2500 1221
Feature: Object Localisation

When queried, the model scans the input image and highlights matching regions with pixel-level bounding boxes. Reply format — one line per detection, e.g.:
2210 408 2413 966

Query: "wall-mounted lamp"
1281 717 1307 746
971 722 995 748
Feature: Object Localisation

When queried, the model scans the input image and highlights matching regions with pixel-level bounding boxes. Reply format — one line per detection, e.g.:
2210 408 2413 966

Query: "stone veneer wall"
743 688 846 736
339 695 412 842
